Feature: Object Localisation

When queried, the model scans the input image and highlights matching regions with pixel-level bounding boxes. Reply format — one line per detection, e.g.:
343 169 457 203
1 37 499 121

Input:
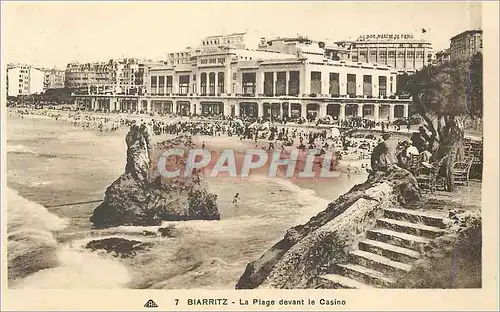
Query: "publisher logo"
144 299 158 308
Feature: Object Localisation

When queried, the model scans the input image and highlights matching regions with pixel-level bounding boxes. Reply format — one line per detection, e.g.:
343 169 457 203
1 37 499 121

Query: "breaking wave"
7 188 130 289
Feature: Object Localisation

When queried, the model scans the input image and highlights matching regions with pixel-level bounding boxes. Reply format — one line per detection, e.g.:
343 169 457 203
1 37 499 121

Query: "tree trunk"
435 116 465 192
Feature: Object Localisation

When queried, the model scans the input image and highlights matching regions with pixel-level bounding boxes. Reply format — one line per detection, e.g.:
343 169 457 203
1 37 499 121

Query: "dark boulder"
86 237 152 258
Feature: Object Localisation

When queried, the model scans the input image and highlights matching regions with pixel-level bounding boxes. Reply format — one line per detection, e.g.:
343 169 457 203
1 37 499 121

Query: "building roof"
450 29 483 41
435 48 450 56
204 32 247 39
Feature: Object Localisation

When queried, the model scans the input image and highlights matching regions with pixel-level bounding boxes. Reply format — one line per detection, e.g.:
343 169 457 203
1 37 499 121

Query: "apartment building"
65 58 152 95
434 49 451 66
43 68 66 90
6 64 45 97
450 29 483 61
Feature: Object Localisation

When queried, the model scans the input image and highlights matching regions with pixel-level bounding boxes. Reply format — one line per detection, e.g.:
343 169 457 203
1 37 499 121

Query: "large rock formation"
90 124 220 228
235 165 420 289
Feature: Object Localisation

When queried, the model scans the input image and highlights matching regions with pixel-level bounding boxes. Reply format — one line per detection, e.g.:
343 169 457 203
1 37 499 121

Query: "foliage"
401 53 483 191
406 53 482 118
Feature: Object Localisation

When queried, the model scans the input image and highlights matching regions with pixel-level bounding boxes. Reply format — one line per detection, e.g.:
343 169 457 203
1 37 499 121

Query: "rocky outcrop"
86 237 152 258
235 165 420 289
90 125 220 228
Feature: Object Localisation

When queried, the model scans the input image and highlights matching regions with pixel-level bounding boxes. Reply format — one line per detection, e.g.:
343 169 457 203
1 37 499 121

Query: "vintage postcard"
1 1 498 311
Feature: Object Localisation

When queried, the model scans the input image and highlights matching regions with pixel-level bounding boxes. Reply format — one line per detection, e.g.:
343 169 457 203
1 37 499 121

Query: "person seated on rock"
370 133 397 172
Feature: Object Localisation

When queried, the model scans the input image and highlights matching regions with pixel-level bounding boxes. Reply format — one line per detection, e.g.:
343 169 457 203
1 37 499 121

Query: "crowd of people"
11 107 443 177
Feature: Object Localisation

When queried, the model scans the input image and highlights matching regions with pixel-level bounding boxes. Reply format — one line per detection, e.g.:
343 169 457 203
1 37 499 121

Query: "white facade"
6 64 44 97
75 33 411 121
30 68 45 94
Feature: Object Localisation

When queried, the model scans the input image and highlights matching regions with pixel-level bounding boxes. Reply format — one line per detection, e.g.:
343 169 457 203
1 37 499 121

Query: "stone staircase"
318 207 450 289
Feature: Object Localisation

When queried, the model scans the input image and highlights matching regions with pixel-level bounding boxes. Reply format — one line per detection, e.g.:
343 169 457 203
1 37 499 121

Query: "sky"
1 1 482 69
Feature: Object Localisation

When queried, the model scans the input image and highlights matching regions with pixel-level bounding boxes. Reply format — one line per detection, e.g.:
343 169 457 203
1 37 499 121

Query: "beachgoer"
232 192 239 204
370 133 397 172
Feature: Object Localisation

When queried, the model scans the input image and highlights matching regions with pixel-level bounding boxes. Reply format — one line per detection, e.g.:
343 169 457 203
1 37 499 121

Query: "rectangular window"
276 72 286 96
379 51 387 63
379 76 387 97
150 76 157 88
158 76 165 88
363 75 372 96
233 73 237 80
242 72 256 96
209 59 216 64
200 59 208 64
329 73 340 96
209 74 215 95
166 76 173 94
288 71 300 96
179 75 190 95
264 72 274 96
201 74 207 94
310 71 321 94
217 73 225 94
218 58 225 63
359 51 367 63
347 74 356 96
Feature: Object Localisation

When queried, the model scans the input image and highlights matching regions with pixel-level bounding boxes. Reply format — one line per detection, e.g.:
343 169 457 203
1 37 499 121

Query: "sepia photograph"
1 1 498 311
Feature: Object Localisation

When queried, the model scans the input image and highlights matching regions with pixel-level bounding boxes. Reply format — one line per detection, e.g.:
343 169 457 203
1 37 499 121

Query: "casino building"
74 32 412 122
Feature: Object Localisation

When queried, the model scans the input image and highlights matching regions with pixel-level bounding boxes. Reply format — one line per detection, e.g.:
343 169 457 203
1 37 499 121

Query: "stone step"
366 228 431 252
377 218 447 239
336 263 395 288
318 274 375 289
359 239 421 264
383 208 447 228
349 250 412 275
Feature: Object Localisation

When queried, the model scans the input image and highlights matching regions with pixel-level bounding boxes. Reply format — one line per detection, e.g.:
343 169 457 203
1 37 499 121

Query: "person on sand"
232 192 239 204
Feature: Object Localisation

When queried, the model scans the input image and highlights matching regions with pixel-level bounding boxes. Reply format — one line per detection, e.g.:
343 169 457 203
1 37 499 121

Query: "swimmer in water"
232 192 240 204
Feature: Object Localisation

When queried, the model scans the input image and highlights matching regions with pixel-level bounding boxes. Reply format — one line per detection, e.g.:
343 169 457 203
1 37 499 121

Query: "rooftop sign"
357 33 415 41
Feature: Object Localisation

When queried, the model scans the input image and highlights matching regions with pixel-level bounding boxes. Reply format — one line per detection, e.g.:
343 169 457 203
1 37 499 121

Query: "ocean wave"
249 175 330 208
11 246 130 289
6 144 35 154
7 188 130 289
